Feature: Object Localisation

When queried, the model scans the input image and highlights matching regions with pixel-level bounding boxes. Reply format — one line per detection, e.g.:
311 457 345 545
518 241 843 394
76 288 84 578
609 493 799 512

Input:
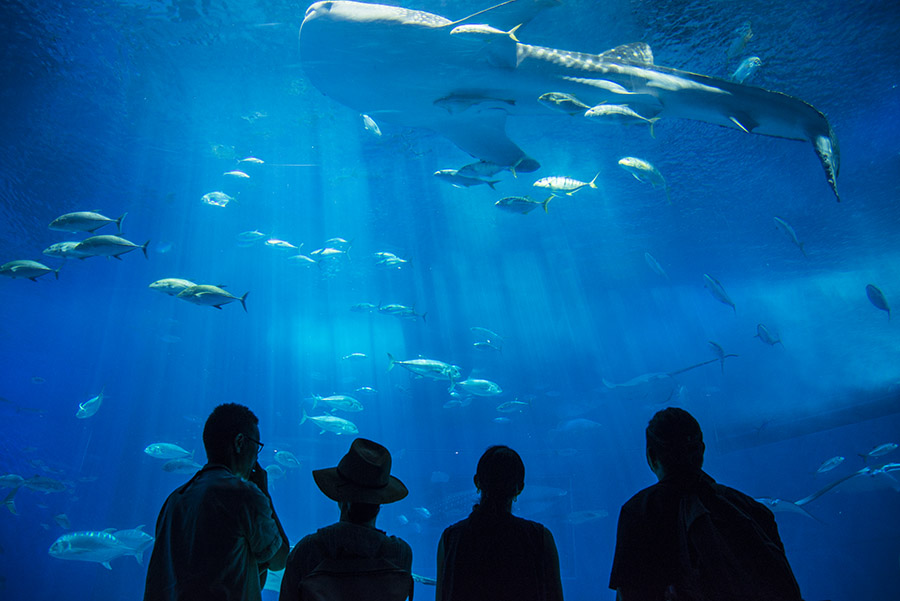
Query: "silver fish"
43 242 92 260
703 274 736 314
538 92 590 115
816 456 845 473
144 443 192 459
773 216 806 257
434 169 499 190
755 323 782 346
618 157 670 204
494 196 550 215
0 260 60 281
74 235 149 260
730 56 762 84
301 410 359 435
275 450 303 469
533 174 599 196
584 104 660 137
76 389 104 419
149 278 196 296
454 378 502 396
644 252 668 279
176 285 248 312
49 211 126 234
311 394 363 413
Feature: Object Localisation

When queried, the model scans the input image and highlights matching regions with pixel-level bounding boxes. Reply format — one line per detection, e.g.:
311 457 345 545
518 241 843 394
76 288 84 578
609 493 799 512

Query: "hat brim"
313 467 408 504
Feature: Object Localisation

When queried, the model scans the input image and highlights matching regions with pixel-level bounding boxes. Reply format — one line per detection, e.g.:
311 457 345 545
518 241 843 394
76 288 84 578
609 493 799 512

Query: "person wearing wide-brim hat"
278 438 413 601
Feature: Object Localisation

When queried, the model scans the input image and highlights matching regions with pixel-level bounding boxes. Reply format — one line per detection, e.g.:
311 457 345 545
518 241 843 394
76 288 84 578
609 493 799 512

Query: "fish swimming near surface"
702 274 736 314
300 410 359 435
773 216 806 257
149 278 197 297
618 157 670 204
298 1 840 201
76 389 104 419
754 323 782 346
0 260 60 281
49 211 126 234
865 284 891 320
176 285 248 312
74 235 149 260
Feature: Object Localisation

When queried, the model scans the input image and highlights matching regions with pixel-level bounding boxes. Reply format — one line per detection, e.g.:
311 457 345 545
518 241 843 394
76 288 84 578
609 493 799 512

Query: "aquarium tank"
1 0 898 599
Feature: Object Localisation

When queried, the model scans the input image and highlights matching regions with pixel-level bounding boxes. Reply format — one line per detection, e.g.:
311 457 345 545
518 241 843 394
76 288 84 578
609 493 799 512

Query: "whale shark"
299 0 841 201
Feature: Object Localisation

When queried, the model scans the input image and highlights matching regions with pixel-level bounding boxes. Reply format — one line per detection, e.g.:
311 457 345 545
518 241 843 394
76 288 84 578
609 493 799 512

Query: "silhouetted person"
279 438 412 601
144 403 289 601
436 445 564 601
609 407 802 601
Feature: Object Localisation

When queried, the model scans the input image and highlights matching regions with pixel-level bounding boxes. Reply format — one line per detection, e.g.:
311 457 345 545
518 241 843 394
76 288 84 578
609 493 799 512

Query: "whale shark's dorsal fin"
599 43 654 65
448 0 560 31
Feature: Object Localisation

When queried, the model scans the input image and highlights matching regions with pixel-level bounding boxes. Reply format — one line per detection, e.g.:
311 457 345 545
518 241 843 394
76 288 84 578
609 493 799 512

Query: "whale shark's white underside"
299 0 840 201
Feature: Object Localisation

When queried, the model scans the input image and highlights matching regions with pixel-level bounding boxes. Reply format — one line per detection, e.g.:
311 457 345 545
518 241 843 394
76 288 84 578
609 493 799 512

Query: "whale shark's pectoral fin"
436 107 540 171
598 42 654 65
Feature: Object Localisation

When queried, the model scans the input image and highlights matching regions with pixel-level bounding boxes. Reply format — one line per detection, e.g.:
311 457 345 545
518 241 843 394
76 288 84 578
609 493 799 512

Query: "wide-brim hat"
313 438 408 504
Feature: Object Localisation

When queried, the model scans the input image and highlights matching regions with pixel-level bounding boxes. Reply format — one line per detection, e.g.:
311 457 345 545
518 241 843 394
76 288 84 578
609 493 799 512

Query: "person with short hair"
609 407 803 601
279 438 412 601
436 445 564 601
144 403 289 601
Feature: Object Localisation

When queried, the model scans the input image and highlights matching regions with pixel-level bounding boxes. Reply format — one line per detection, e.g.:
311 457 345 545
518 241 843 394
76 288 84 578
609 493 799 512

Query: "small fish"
309 247 348 259
76 389 104 419
149 278 196 297
449 23 521 43
703 274 736 314
413 506 431 519
859 443 898 463
618 157 670 204
144 443 192 460
496 400 529 413
538 92 590 115
644 252 668 279
342 353 367 361
275 451 303 469
584 104 660 137
239 157 265 164
350 303 378 313
355 386 378 395
162 459 202 474
397 515 409 526
236 230 267 243
223 170 250 179
565 509 608 524
533 173 599 196
43 242 91 260
265 464 286 480
0 260 60 281
727 21 753 60
74 235 149 260
816 456 845 473
454 378 502 397
473 341 502 353
265 238 299 250
754 323 782 346
201 191 233 207
361 114 382 137
288 254 318 266
176 285 248 312
434 169 499 190
494 196 550 215
430 471 450 483
387 354 460 382
32 377 45 384
773 216 806 257
378 304 426 322
311 394 363 413
300 410 359 435
730 56 762 84
471 327 503 342
49 211 126 234
865 284 891 320
493 417 511 424
54 514 71 529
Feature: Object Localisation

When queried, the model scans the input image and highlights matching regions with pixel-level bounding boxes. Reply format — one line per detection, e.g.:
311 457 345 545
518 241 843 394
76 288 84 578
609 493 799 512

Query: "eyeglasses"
244 434 264 453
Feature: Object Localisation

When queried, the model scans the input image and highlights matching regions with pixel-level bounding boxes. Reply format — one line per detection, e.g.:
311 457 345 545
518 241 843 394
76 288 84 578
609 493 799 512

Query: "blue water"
1 0 899 599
